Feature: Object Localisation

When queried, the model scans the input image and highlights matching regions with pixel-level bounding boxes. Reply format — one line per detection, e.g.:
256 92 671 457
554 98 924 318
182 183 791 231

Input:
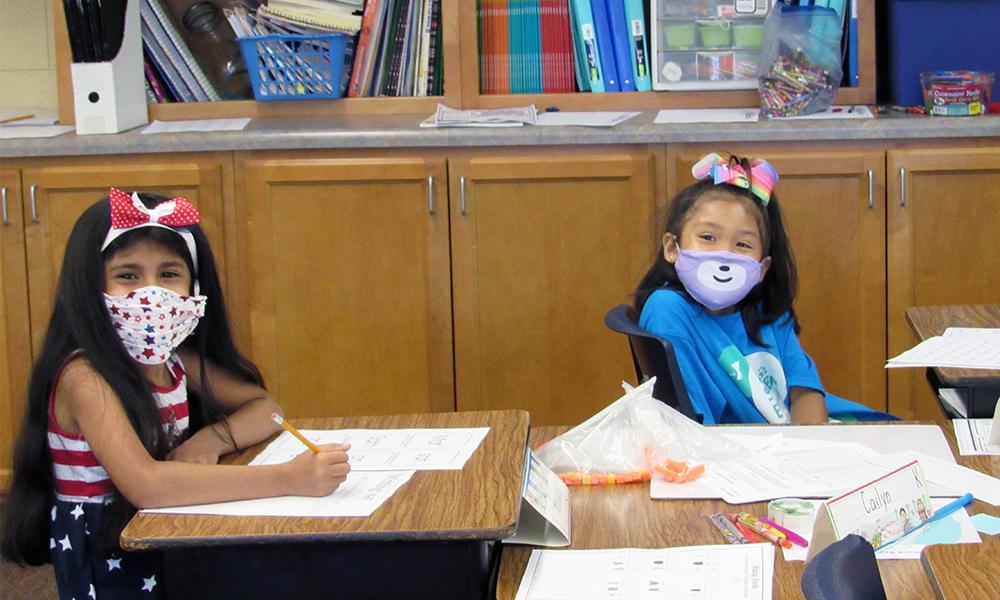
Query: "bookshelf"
54 0 876 124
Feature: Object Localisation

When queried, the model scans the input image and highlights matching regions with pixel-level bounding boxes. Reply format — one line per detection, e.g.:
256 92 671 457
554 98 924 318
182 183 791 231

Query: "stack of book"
140 0 221 103
348 0 444 97
478 0 653 94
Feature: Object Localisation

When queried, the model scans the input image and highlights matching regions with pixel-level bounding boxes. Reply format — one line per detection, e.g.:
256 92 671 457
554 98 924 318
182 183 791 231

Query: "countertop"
3 111 1000 158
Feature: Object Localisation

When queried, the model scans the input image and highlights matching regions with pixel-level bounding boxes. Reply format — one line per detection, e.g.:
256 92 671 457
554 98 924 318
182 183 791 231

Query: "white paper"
874 497 981 560
953 419 1000 456
992 394 1000 446
654 108 760 124
250 427 490 471
769 105 874 120
143 470 413 517
514 544 774 600
422 104 537 128
939 388 969 418
759 439 887 496
534 111 640 127
887 329 1000 369
0 109 59 126
505 450 572 547
0 125 74 139
141 118 251 134
700 454 829 504
869 451 1000 506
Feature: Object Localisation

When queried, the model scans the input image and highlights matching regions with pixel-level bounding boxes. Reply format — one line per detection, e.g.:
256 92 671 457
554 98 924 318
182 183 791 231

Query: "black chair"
800 534 887 600
603 304 699 422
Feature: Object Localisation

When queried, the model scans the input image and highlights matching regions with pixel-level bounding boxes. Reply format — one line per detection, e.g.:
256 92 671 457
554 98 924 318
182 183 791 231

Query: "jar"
181 1 252 100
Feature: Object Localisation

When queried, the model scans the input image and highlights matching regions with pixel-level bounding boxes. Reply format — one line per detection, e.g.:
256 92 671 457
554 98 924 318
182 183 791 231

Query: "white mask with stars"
105 286 206 364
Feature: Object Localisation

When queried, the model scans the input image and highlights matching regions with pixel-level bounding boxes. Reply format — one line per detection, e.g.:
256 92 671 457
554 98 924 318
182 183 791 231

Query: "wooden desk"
497 422 1000 600
905 304 1000 417
122 410 529 600
921 537 1000 600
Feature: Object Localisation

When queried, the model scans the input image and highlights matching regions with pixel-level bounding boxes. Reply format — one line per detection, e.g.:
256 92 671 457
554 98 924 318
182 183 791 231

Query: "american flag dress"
48 353 189 600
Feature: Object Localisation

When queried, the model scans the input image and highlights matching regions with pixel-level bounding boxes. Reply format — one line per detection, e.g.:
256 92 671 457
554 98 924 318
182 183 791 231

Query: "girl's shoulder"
640 289 700 334
51 354 109 435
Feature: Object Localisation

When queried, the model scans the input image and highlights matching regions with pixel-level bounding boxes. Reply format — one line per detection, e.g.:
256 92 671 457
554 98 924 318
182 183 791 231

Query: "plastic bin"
237 33 348 101
880 0 1000 105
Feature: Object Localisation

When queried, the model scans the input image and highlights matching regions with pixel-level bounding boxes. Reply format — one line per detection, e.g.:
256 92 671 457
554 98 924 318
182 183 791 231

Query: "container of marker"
767 498 815 537
920 71 994 116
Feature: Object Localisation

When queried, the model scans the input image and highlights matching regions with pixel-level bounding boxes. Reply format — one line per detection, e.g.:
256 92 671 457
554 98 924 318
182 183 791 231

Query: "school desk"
120 409 529 600
921 536 1000 599
906 304 1000 417
497 422 1000 600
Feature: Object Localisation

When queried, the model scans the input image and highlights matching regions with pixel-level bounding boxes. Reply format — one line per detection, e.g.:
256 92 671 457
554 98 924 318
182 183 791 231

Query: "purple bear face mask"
673 249 764 311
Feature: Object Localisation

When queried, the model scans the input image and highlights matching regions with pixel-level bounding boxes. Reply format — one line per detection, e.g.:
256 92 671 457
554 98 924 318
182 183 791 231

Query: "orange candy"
653 459 705 483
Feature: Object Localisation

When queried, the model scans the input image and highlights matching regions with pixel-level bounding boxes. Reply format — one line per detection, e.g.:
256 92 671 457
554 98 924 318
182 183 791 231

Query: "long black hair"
1 193 263 565
634 157 799 346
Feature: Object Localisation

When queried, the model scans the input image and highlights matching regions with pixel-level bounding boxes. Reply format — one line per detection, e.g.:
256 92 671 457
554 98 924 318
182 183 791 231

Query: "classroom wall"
0 0 58 110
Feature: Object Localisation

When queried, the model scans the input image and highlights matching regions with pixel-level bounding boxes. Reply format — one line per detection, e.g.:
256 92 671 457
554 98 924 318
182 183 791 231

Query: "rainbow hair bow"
691 153 779 205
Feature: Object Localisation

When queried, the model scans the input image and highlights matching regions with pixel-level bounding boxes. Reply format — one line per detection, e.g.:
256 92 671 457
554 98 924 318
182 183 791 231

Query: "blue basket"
237 33 348 101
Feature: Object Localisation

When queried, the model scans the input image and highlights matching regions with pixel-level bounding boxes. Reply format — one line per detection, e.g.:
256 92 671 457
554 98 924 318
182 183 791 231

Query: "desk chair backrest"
800 535 887 600
603 304 699 422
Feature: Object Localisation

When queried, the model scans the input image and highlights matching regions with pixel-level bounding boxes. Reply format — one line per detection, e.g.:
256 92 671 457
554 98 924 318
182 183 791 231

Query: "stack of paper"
887 328 1000 369
421 104 538 128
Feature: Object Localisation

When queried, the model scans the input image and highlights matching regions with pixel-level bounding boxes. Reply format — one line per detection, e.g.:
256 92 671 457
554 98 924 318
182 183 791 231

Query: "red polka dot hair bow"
102 188 201 283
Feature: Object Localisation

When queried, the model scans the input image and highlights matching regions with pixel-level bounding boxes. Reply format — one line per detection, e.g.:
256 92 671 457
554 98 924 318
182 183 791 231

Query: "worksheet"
143 470 413 517
953 419 1000 456
886 328 1000 369
250 427 490 471
514 544 774 600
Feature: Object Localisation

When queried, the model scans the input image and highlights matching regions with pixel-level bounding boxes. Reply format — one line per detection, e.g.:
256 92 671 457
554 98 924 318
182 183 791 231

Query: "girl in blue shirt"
635 153 894 425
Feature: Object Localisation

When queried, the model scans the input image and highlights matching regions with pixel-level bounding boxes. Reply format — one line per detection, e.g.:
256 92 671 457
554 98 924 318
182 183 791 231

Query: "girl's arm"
789 387 828 424
168 349 281 464
56 359 350 508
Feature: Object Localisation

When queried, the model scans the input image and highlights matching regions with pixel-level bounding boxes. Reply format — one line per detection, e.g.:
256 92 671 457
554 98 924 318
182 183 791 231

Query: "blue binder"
604 0 636 91
588 0 619 91
623 0 651 91
569 0 604 92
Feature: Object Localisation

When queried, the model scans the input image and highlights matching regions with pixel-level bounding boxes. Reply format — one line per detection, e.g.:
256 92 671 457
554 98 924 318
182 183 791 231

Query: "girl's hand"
282 443 352 497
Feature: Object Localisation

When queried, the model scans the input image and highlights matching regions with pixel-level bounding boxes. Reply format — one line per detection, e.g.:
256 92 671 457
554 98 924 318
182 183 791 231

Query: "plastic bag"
534 378 749 485
758 4 844 118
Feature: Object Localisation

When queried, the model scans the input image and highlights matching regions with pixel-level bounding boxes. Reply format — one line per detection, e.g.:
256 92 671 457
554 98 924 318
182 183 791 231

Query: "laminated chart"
250 427 491 471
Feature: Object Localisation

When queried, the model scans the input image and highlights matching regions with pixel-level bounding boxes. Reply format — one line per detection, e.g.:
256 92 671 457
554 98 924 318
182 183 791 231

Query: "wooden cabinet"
887 147 1000 420
52 0 876 124
450 149 659 425
234 153 454 419
0 170 31 488
666 147 888 411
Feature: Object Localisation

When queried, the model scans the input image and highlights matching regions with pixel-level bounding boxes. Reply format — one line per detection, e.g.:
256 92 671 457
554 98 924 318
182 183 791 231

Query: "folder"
588 0 619 91
623 0 651 91
604 0 635 91
569 0 603 92
846 0 858 86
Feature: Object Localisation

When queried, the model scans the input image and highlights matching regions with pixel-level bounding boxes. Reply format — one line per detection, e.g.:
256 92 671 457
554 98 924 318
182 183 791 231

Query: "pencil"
271 413 321 454
0 114 34 124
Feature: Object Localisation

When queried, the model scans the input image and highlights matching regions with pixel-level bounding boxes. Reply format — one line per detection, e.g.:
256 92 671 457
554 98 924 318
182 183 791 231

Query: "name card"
505 449 572 547
806 460 932 560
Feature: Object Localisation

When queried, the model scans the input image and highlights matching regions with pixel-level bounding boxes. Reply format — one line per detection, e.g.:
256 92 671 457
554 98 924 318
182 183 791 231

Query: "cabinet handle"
460 176 467 215
866 170 874 210
29 184 39 223
1 187 8 225
899 167 906 207
427 175 435 215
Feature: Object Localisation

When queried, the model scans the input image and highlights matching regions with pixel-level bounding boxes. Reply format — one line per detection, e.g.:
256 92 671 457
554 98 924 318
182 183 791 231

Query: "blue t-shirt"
639 289 890 424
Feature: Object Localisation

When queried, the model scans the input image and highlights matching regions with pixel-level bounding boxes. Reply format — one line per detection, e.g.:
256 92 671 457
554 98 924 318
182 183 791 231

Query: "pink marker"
759 515 808 547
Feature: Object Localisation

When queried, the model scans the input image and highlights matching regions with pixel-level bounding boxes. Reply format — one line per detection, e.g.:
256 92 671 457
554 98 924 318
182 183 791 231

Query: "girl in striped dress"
1 190 351 599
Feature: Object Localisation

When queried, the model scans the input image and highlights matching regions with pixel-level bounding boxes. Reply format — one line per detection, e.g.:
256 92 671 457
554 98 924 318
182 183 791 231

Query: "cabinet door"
888 147 1000 419
667 148 887 411
450 151 656 426
21 156 228 355
237 156 453 418
1 170 31 489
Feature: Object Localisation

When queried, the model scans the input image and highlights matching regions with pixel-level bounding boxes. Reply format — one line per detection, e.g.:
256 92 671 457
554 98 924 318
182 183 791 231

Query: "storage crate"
651 0 773 91
237 33 349 101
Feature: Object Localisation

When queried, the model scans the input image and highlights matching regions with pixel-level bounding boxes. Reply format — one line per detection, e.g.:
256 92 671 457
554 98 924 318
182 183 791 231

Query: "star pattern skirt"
49 497 163 599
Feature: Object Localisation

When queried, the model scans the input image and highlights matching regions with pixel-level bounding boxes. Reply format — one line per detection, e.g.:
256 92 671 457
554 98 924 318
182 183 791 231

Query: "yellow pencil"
0 114 34 124
271 413 321 454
